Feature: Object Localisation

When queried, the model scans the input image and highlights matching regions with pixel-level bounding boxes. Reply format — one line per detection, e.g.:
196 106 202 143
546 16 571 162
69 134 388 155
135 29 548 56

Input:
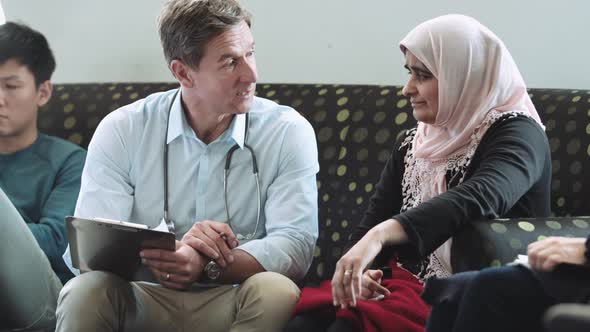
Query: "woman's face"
402 51 439 124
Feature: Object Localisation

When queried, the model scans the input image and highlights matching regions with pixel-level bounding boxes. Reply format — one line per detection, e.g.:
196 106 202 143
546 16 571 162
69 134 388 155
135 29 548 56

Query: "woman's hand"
358 269 391 301
332 230 384 309
332 218 408 308
527 236 587 272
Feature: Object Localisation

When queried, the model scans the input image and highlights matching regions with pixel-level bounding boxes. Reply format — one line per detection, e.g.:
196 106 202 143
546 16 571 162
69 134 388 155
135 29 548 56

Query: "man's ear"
170 60 195 89
36 80 52 107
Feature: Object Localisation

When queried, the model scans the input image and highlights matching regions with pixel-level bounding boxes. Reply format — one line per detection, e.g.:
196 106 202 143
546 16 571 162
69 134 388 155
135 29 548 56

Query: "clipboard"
66 216 176 281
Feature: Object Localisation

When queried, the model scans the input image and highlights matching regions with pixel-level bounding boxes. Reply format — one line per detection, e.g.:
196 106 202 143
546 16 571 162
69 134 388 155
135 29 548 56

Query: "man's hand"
528 236 587 272
181 220 239 268
141 240 207 290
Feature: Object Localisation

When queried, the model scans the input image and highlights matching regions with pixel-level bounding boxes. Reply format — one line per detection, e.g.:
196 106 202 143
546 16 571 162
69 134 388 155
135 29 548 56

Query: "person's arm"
28 148 86 272
208 248 265 283
62 110 138 275
346 130 409 248
180 113 318 284
333 117 549 308
73 110 139 221
341 130 411 272
230 114 319 282
394 116 550 258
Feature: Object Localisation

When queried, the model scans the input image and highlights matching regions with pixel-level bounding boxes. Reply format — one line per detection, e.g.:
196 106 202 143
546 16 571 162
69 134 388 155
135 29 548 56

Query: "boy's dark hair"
0 21 56 86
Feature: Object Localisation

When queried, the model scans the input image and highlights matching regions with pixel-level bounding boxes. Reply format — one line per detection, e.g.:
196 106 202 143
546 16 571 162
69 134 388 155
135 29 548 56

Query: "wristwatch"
203 260 222 281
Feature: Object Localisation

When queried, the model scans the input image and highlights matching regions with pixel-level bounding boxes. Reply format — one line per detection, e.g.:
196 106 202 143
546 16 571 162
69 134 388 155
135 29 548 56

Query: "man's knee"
235 272 301 331
57 271 130 321
239 272 301 310
243 272 301 300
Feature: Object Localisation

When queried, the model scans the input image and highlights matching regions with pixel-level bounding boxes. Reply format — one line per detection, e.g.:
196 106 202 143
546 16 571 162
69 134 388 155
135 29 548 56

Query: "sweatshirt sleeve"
28 148 86 276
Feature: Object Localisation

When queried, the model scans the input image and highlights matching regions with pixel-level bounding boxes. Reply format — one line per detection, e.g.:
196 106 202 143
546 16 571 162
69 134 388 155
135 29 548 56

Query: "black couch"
39 83 590 287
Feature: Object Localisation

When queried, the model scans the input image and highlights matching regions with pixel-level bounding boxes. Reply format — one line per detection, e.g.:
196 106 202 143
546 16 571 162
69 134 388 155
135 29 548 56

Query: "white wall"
4 0 590 88
0 1 5 24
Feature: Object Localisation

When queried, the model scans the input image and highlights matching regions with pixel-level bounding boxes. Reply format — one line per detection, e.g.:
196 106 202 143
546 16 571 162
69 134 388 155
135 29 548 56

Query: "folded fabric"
294 260 430 332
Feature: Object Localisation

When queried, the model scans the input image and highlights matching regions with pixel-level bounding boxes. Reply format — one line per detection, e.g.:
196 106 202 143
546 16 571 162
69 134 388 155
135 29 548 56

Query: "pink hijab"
398 15 544 276
400 14 543 202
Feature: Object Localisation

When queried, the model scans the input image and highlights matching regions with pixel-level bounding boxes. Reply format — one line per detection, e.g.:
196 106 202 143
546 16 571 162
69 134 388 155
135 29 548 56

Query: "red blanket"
294 261 430 332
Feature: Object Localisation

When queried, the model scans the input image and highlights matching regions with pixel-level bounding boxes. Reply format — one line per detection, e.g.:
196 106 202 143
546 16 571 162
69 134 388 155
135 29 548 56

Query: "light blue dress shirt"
63 89 319 281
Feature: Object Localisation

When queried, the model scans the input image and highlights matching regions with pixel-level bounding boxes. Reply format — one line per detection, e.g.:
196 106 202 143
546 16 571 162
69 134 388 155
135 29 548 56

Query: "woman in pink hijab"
288 14 551 332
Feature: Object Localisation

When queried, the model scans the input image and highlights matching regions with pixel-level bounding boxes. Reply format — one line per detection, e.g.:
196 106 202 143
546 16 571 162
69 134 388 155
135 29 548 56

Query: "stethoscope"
162 89 261 240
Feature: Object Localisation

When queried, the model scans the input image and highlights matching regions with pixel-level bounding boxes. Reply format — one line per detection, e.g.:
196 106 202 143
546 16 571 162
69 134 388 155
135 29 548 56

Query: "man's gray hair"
158 0 251 69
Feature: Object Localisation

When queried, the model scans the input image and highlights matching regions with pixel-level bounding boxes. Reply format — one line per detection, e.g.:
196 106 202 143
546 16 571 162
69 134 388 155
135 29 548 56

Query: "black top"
348 115 552 267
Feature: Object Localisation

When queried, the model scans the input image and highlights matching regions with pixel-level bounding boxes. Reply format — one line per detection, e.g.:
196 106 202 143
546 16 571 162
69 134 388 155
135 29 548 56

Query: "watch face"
206 261 221 280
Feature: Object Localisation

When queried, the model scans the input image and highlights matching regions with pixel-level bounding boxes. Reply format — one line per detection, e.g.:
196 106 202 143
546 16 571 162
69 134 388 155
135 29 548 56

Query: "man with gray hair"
56 0 319 331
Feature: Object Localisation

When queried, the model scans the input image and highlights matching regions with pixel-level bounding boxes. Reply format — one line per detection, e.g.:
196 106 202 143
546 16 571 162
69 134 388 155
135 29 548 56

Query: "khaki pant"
0 187 62 331
56 270 300 332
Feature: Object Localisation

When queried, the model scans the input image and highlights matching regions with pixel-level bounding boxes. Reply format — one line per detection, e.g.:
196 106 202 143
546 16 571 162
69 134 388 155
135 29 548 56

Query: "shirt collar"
166 90 193 144
166 89 246 149
229 113 246 149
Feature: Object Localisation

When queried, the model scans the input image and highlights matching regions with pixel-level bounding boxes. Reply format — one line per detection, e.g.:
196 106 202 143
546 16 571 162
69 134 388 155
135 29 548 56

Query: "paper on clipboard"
508 254 530 269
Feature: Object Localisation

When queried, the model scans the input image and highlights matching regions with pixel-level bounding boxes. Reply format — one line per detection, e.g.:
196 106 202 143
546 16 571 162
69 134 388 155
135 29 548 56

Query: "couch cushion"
39 83 590 284
531 89 590 217
452 216 590 272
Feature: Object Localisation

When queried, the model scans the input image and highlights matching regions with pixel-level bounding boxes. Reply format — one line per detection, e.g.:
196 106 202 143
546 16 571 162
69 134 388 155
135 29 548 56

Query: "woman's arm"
332 131 410 309
345 130 410 255
394 116 550 258
332 117 550 308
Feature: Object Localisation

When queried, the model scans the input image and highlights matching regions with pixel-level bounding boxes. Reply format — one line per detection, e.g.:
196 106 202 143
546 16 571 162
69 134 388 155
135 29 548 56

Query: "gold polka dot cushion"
38 84 590 284
453 217 590 272
39 83 179 147
532 89 590 216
